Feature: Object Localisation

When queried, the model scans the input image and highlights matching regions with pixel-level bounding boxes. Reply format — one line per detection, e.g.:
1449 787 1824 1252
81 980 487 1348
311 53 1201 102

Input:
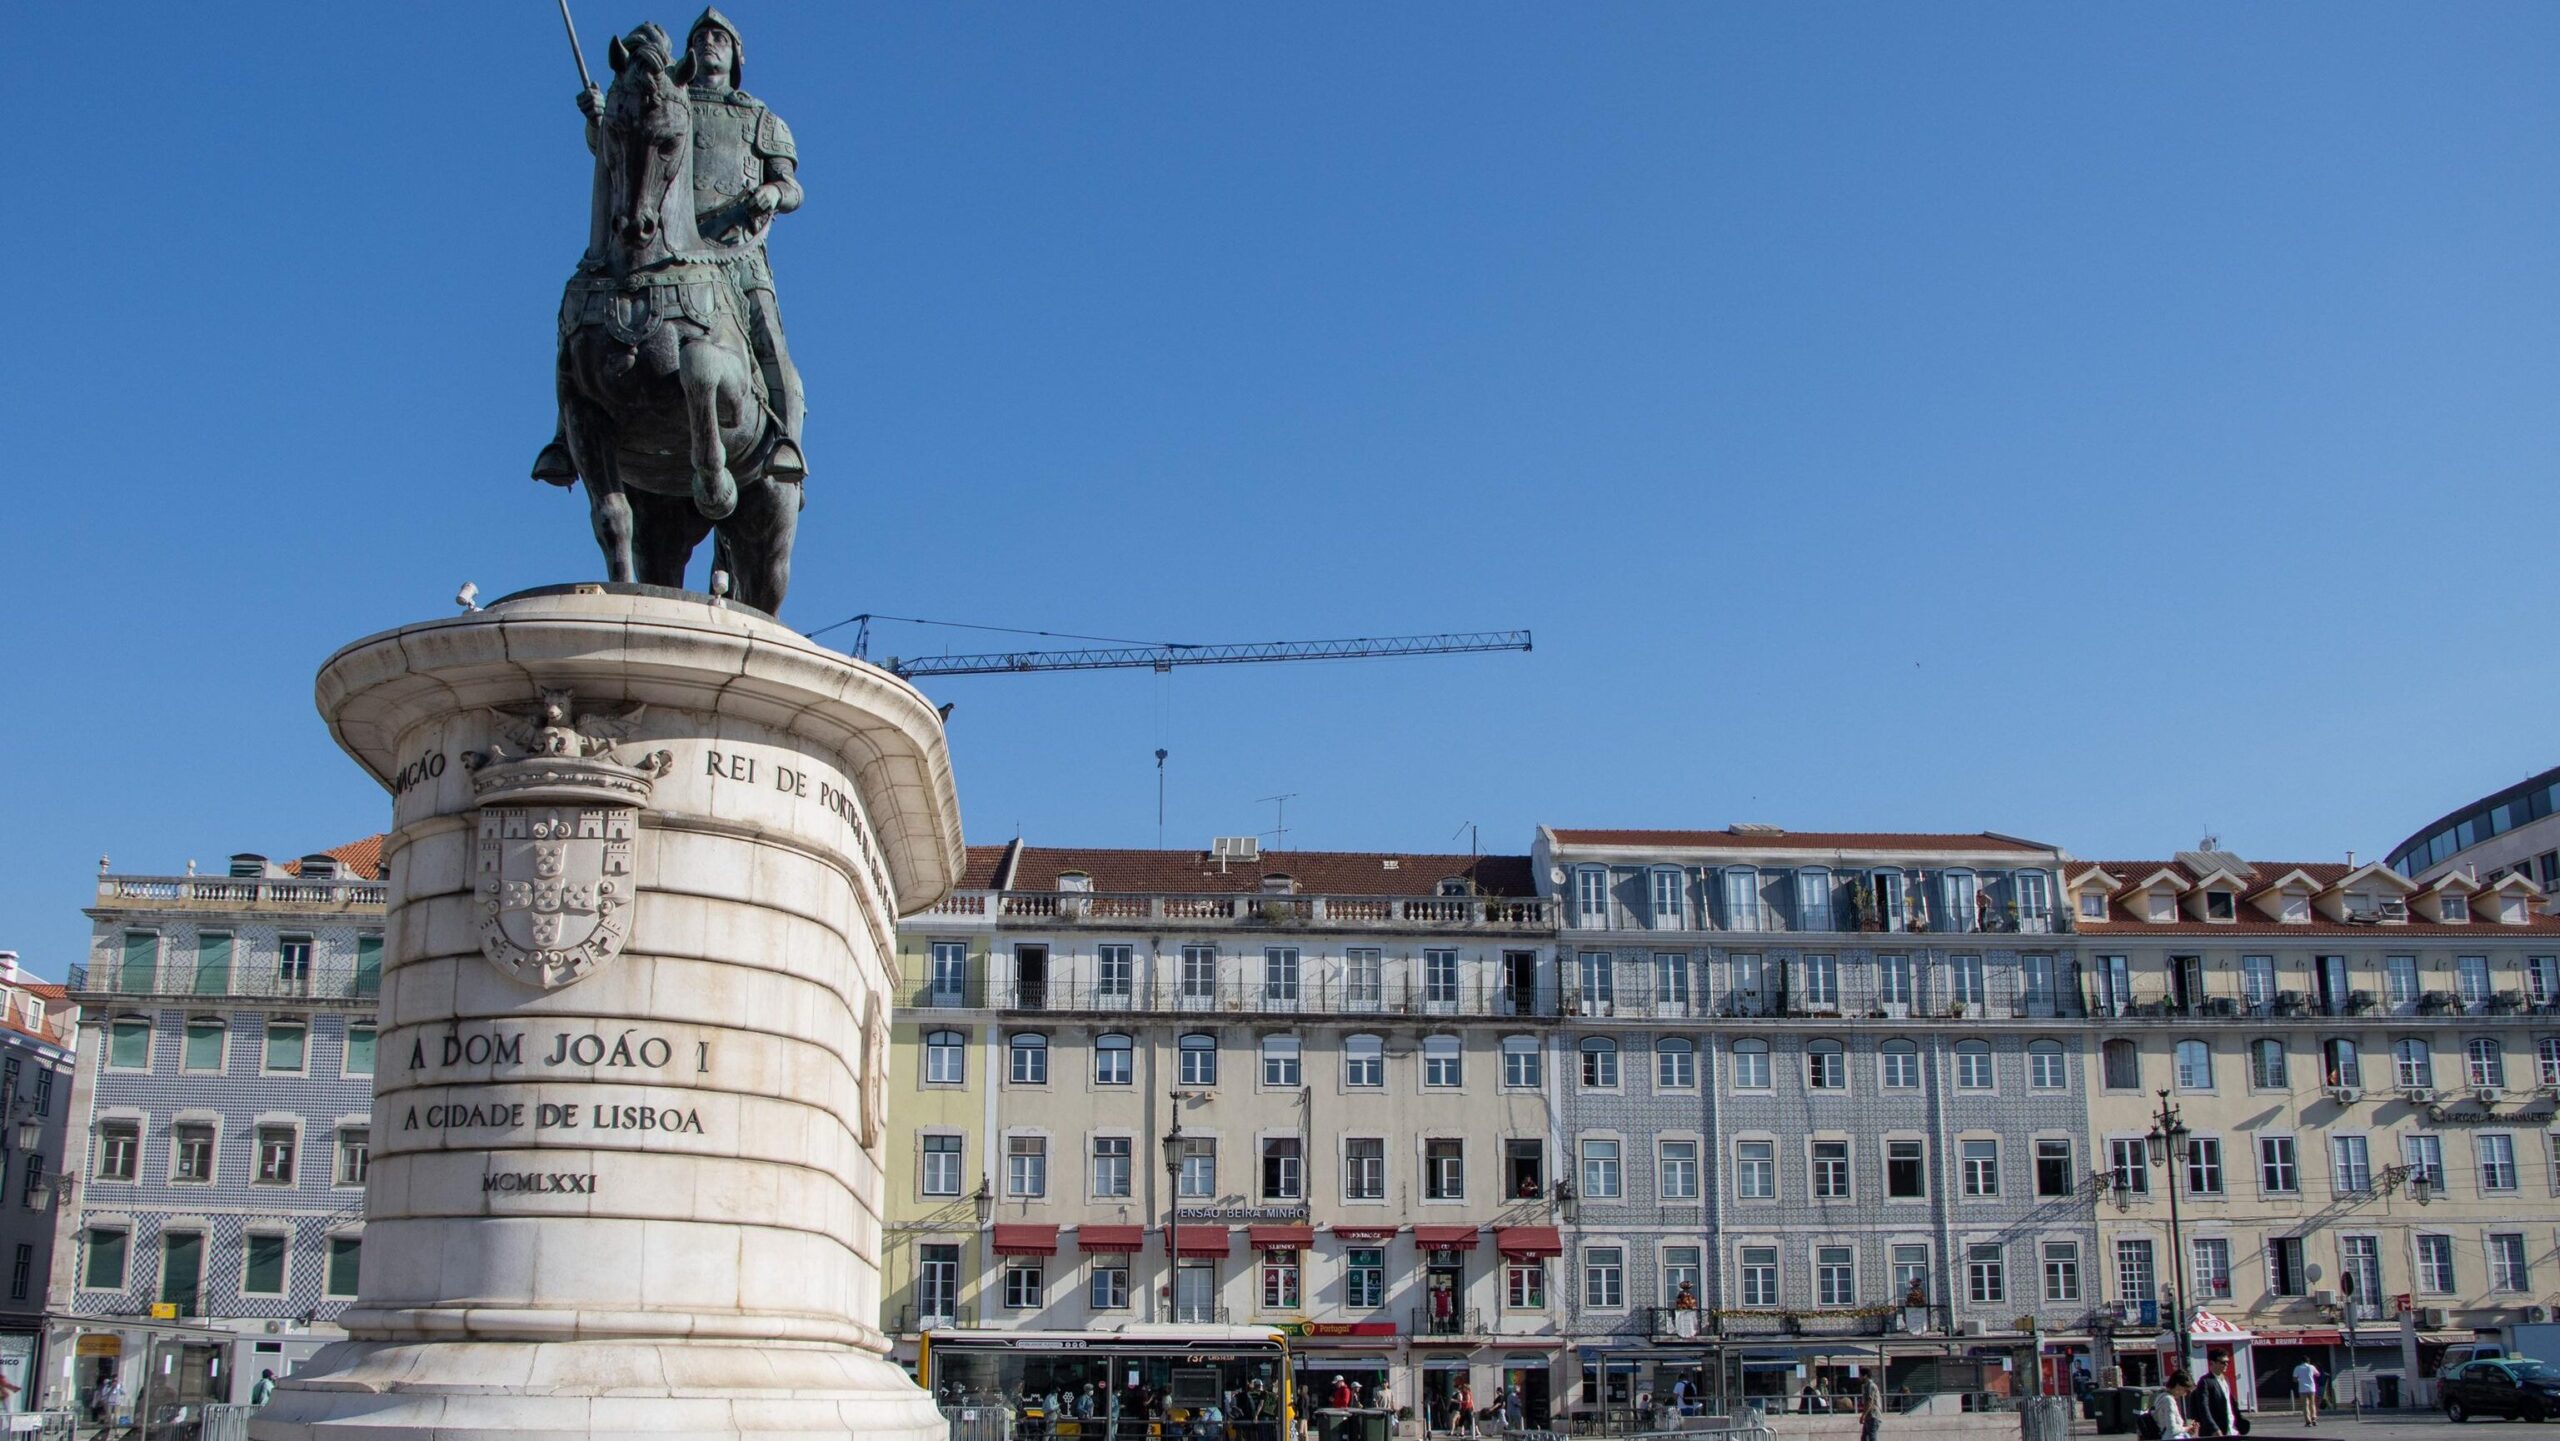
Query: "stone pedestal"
256 585 963 1440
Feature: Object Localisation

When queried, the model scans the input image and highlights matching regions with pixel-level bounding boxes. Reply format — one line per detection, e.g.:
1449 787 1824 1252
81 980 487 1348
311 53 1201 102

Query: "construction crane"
804 614 1531 680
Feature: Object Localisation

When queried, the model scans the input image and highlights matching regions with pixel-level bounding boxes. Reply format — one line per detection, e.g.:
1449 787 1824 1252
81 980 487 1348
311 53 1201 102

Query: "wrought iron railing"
1412 1305 1484 1337
67 960 381 1004
990 891 1556 931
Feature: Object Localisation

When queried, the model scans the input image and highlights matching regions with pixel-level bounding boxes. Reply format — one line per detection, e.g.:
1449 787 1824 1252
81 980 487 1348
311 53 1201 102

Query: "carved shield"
475 805 635 989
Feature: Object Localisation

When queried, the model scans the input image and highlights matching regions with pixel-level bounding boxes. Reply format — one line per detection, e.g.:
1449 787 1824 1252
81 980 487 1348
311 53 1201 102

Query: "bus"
919 1324 1295 1441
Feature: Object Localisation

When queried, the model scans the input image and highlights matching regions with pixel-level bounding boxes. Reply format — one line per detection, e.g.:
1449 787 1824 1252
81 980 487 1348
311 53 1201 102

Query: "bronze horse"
555 24 797 612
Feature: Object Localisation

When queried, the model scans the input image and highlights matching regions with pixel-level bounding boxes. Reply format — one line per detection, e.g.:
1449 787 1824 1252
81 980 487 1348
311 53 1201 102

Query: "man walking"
2292 1359 2322 1425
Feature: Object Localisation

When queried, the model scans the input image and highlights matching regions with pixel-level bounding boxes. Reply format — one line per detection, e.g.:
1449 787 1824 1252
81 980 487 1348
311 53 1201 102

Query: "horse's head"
595 23 697 266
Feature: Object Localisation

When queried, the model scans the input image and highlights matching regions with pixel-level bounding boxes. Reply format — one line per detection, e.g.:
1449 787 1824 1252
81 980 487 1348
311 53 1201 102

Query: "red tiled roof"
1002 847 1536 898
281 836 385 881
958 844 1012 890
1551 828 2050 854
15 983 64 1001
2072 857 2560 936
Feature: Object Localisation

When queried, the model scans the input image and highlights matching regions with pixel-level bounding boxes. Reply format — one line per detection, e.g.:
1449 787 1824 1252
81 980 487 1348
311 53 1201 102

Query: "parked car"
2443 1345 2514 1384
2442 1358 2560 1422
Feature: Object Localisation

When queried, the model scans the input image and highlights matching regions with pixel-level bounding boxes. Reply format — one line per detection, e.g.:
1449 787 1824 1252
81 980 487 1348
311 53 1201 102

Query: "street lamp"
1551 1179 1579 1225
1163 1096 1191 1324
2145 1091 2194 1373
972 1174 995 1226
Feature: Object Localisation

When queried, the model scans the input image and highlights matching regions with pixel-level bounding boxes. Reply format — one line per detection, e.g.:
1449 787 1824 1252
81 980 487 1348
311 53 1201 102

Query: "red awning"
1172 1227 1233 1258
991 1224 1058 1256
1248 1224 1315 1251
1494 1225 1563 1258
1412 1224 1480 1250
1330 1225 1400 1241
1078 1225 1146 1253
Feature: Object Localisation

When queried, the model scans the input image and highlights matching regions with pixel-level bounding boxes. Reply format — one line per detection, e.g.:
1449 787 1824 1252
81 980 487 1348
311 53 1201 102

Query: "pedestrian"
1860 1386 1883 1441
2291 1359 2322 1425
2150 1372 2195 1441
2190 1362 2234 1438
252 1368 279 1405
1330 1375 1356 1412
1502 1385 1524 1431
94 1375 126 1441
1455 1379 1477 1436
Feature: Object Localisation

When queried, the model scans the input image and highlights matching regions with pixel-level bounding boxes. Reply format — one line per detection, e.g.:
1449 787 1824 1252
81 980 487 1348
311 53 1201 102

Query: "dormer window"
1259 874 1296 896
1056 872 1093 894
2205 891 2236 922
228 854 268 879
2438 893 2469 924
299 856 339 880
2500 895 2528 925
1437 878 1470 898
2344 891 2375 920
2281 892 2311 924
2145 892 2176 923
2078 890 2109 921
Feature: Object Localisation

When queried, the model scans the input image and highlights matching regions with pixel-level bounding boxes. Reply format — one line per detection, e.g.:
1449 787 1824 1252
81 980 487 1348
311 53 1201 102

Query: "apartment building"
881 839 1572 1424
2071 850 2560 1403
0 954 78 1411
1536 827 2099 1410
51 845 386 1413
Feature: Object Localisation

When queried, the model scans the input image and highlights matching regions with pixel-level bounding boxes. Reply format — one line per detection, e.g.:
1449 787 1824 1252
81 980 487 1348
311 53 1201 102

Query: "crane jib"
883 630 1533 679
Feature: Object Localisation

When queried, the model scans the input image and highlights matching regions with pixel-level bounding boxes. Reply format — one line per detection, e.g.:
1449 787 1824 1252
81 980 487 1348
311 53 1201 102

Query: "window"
2532 958 2560 1006
336 1128 369 1187
31 1070 48 1117
1180 944 1218 1002
2490 1233 2531 1293
1425 1139 1464 1199
2403 1133 2444 1189
1721 868 1763 929
2388 956 2420 1007
2259 1135 2298 1194
1343 1033 1384 1089
1655 953 1692 1010
1893 1245 1930 1304
2394 1038 2434 1090
2174 1039 2212 1091
1880 1040 1920 1090
1003 1261 1044 1309
1886 1139 1926 1198
1089 1259 1130 1310
2028 1041 2067 1090
1584 1247 1625 1308
921 1134 962 1196
182 1018 225 1073
1802 953 1839 1007
2191 1238 2233 1299
1657 1037 1696 1089
1008 1033 1048 1085
2102 1039 2139 1090
2332 1134 2371 1192
2044 1241 2081 1303
1816 1245 1855 1305
1347 1248 1384 1308
1581 1138 1621 1198
2460 956 2492 1005
1092 1136 1132 1198
1659 1140 1699 1200
1950 953 1985 1002
173 1123 214 1184
2080 890 2109 920
345 1024 376 1077
1178 1033 1217 1086
96 1121 138 1182
2324 1037 2363 1087
2185 1136 2224 1196
2341 1235 2384 1319
924 1030 965 1084
1093 1033 1133 1086
1805 1040 1846 1090
1651 867 1687 927
2481 1132 2520 1191
2109 1138 2150 1195
2115 1239 2154 1305
1422 1035 1461 1088
278 936 312 990
256 1126 297 1184
1736 1140 1776 1199
2267 1236 2307 1297
83 1228 127 1289
2249 1038 2288 1090
1263 947 1301 1005
1580 1038 1618 1088
1811 1140 1851 1200
1955 1042 1994 1090
2242 956 2276 1007
242 1233 286 1297
2415 1234 2457 1294
1739 1246 1779 1307
1879 953 1913 1004
1261 1138 1302 1200
2541 1037 2560 1089
2016 870 2053 929
13 1154 37 1211
1797 869 1834 930
1261 1034 1300 1086
1961 1139 1999 1197
2469 1038 2508 1089
1260 1250 1301 1310
1578 952 1616 1007
263 1019 307 1074
1576 867 1610 926
1732 1040 1771 1089
1942 872 1980 933
1177 1138 1215 1198
1005 1135 1047 1197
1096 944 1133 1002
1966 1243 2005 1304
927 940 968 1002
2205 890 2236 921
1345 1138 1385 1200
1506 1139 1545 1199
2036 1139 2074 1197
1662 1247 1702 1306
1424 949 1459 1004
1502 1035 1542 1088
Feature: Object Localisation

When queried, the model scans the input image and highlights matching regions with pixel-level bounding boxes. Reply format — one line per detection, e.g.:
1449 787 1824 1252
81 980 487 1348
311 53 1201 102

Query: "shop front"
41 1315 244 1422
1288 1323 1397 1414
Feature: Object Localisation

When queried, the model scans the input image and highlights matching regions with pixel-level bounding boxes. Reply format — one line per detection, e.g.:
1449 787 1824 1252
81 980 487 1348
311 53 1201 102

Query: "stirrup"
767 436 808 479
531 441 577 483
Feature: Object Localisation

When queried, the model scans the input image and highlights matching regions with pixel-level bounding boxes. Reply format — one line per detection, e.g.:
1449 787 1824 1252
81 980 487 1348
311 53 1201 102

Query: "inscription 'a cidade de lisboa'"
401 1026 708 1140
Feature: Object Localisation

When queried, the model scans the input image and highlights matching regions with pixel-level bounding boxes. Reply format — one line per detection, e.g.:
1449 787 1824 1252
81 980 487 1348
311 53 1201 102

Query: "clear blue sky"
8 3 2558 974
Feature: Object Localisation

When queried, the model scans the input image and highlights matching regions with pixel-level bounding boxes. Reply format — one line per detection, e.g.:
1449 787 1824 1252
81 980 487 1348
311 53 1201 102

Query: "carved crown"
462 688 673 807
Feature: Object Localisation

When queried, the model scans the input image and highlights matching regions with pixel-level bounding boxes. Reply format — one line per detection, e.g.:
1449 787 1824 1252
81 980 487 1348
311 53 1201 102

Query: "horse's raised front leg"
677 336 740 521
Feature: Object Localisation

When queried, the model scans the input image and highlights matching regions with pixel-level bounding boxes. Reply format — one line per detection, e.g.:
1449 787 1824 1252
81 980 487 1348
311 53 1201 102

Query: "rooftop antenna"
1454 821 1479 859
1258 793 1296 852
1155 749 1168 850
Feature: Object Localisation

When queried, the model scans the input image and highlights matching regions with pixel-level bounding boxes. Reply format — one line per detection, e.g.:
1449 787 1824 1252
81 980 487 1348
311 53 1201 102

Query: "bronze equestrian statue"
537 11 807 614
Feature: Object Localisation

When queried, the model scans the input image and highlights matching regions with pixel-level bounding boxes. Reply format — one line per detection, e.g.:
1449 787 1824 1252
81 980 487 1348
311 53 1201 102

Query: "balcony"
1412 1305 1484 1338
1695 973 2082 1023
93 873 385 914
979 976 1559 1019
989 891 1556 933
68 960 381 1007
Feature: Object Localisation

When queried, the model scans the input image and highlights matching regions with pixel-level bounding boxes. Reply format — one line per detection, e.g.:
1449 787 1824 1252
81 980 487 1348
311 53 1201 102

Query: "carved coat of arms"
462 689 671 990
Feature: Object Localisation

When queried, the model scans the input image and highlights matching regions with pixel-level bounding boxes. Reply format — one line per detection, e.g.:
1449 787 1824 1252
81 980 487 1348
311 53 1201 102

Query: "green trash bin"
2095 1387 2143 1434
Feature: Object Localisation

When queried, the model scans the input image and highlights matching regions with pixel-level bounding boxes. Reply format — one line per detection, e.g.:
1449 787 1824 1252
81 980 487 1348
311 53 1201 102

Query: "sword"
556 0 596 95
